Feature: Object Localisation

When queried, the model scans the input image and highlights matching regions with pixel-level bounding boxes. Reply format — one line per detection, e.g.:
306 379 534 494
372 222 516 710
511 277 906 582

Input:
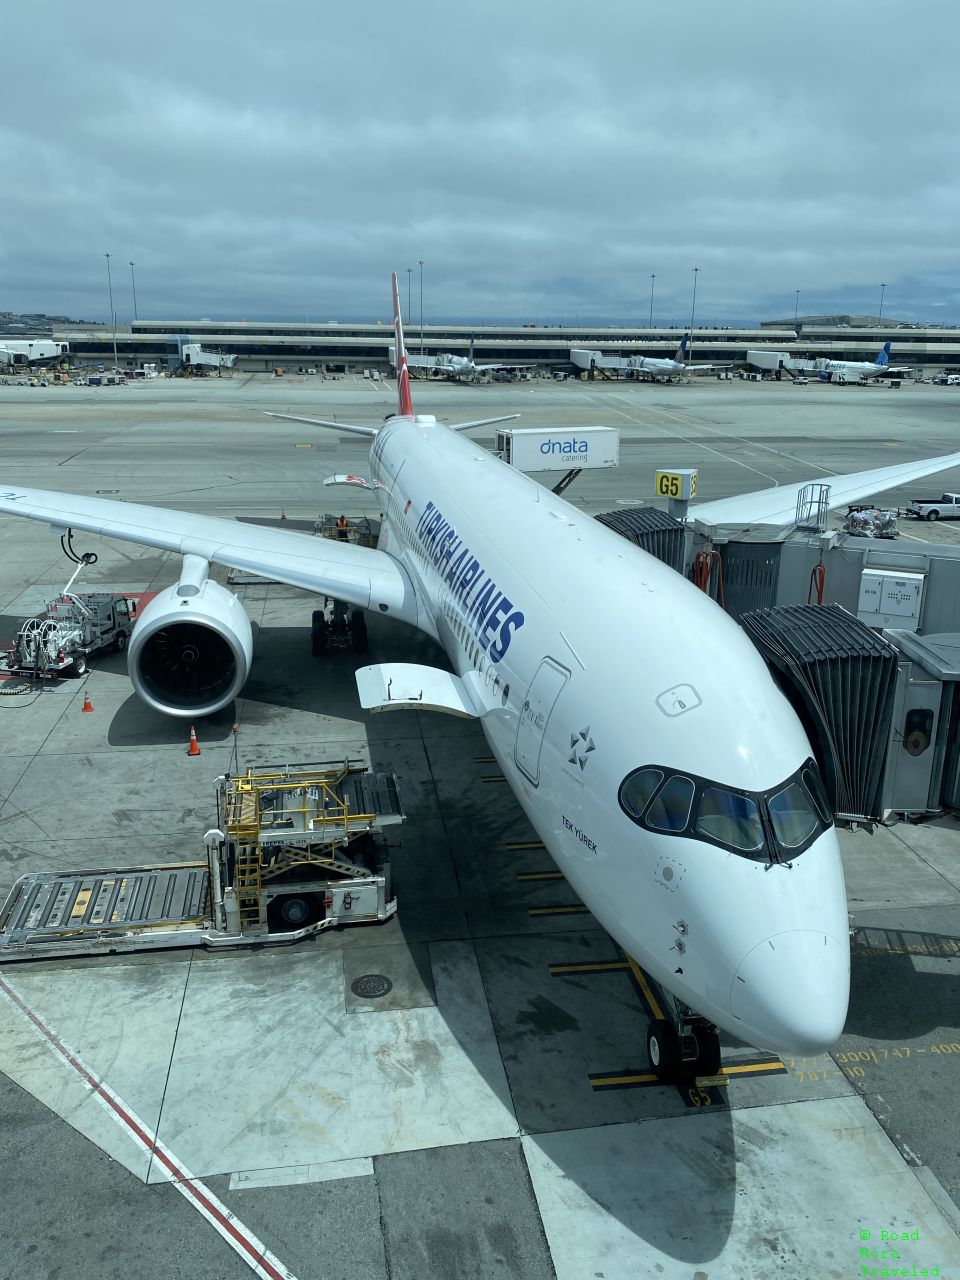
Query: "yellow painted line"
854 941 960 957
549 960 628 975
481 774 507 783
294 443 313 448
625 954 665 1021
505 840 545 850
593 1071 659 1087
516 870 564 882
528 904 589 917
473 755 496 763
721 1061 785 1077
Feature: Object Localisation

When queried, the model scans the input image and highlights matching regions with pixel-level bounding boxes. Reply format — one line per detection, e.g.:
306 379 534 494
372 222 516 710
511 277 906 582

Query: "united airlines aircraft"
818 340 911 382
2 276 958 1077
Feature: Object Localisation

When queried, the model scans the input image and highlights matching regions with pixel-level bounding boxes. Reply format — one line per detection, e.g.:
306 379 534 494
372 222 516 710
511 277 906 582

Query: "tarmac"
0 371 959 1280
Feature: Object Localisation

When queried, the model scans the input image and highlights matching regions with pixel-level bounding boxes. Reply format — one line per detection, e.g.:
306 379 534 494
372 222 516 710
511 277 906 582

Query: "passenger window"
696 787 764 853
620 769 663 821
768 781 821 848
645 776 694 833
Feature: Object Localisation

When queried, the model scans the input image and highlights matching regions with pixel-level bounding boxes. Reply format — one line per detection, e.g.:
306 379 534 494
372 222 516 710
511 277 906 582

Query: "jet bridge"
0 760 404 962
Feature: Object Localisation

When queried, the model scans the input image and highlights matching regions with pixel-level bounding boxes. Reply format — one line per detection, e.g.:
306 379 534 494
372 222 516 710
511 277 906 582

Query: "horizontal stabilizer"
263 412 377 439
448 414 520 433
323 474 376 490
355 663 477 718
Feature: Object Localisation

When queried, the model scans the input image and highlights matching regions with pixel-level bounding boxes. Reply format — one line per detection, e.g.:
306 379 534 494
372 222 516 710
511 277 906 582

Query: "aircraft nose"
731 930 849 1054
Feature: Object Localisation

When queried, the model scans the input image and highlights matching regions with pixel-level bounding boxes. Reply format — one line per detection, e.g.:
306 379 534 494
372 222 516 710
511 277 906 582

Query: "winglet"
391 272 414 417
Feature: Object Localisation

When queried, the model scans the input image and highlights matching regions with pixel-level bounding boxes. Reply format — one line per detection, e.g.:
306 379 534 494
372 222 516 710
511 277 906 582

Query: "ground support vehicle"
310 517 378 655
313 513 377 547
3 592 134 679
907 493 960 521
0 760 404 961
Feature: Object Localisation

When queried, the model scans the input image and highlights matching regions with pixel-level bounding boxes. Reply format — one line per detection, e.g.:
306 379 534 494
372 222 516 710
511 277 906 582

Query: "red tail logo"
391 272 414 417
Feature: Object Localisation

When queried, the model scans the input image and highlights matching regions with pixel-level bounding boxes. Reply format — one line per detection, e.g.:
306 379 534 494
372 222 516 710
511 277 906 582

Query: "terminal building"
25 317 960 377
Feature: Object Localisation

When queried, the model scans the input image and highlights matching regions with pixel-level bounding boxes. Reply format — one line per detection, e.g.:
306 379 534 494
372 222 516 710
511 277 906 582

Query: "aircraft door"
515 657 570 786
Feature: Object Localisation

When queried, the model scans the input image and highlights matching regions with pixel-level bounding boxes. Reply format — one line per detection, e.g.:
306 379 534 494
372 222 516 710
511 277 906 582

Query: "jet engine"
128 567 252 717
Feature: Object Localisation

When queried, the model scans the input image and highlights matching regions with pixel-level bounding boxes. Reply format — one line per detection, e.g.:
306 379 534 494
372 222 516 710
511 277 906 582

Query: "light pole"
794 289 801 330
689 267 699 364
418 259 425 355
104 253 118 370
406 267 412 322
879 282 886 321
649 273 656 328
129 261 138 321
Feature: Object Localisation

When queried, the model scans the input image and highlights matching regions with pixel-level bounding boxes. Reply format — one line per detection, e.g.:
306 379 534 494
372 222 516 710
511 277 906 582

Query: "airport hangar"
49 316 960 376
1 374 960 1278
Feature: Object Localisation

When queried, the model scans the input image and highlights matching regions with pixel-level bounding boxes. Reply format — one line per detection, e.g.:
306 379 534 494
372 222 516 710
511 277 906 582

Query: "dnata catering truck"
495 427 619 472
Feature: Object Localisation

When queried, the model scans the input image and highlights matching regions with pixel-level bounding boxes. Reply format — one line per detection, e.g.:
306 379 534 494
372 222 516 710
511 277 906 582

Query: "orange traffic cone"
187 725 201 756
82 690 94 712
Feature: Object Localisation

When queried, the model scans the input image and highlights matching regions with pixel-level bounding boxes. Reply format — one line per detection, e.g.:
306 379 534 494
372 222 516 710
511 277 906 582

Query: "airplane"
389 337 526 383
817 340 911 383
3 274 960 1076
570 333 721 382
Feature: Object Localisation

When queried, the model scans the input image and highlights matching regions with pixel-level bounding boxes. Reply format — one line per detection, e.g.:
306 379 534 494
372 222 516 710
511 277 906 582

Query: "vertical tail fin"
875 341 891 367
391 272 414 417
674 333 690 363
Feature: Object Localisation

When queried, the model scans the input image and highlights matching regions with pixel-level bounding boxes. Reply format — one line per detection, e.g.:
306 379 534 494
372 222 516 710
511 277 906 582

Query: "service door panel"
515 657 570 786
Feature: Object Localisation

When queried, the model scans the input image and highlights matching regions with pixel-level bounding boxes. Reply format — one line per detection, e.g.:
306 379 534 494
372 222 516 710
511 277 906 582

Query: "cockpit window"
620 768 663 821
646 776 695 832
696 786 764 853
617 757 831 863
767 781 821 848
802 765 832 823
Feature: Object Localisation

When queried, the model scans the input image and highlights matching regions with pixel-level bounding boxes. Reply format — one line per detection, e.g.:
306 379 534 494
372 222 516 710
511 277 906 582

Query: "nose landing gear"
645 990 722 1082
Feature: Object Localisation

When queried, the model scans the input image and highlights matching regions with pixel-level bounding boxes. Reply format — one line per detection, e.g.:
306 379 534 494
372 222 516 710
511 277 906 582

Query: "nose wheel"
647 1020 681 1078
644 980 723 1082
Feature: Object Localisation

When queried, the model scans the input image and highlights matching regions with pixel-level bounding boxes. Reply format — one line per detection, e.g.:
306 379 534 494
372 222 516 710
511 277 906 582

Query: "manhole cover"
351 974 393 999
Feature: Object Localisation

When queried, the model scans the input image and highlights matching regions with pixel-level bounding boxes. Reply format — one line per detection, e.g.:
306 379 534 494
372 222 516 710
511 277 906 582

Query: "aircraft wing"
0 485 410 612
690 450 960 530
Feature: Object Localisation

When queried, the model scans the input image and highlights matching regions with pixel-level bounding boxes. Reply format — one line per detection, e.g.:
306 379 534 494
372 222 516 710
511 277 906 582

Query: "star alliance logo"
569 726 596 771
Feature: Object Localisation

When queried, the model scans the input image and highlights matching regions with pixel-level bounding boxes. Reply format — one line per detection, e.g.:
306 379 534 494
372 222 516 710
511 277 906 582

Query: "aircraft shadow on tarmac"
846 926 960 1039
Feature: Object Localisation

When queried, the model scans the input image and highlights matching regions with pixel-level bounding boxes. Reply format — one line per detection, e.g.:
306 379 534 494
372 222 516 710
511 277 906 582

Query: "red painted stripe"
0 975 292 1280
390 271 414 419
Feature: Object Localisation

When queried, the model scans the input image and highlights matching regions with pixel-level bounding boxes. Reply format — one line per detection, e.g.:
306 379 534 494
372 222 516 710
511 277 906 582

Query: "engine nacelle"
128 579 252 717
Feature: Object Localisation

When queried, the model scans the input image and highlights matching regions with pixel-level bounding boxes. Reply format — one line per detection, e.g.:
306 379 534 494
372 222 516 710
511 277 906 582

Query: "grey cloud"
3 0 959 326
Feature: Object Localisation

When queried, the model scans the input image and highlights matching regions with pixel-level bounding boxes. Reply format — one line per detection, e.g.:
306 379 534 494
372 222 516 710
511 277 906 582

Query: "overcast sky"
2 1 958 327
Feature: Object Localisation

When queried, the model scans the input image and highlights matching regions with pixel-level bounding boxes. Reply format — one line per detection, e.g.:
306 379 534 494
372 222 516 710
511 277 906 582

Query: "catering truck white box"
495 426 619 472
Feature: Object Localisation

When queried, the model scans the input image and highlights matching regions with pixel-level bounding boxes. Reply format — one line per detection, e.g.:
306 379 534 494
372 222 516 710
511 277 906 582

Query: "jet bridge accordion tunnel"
594 507 686 573
740 605 960 824
739 605 899 825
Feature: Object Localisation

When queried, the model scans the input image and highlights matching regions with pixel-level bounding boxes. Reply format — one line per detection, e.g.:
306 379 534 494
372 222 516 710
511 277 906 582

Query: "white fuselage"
370 413 850 1054
820 359 886 381
631 355 685 378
